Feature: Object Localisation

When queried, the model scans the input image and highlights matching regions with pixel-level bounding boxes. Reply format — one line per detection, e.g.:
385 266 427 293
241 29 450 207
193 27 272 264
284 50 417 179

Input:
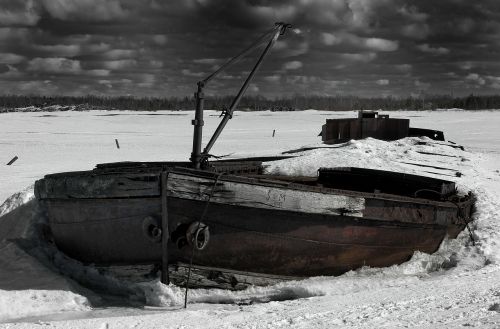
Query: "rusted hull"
44 195 458 277
47 198 163 264
167 198 448 276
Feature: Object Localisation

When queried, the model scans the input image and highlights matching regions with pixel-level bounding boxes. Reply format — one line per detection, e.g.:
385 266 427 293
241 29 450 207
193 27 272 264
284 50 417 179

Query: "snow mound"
0 185 34 217
0 189 91 322
266 137 465 179
0 290 88 322
135 279 323 307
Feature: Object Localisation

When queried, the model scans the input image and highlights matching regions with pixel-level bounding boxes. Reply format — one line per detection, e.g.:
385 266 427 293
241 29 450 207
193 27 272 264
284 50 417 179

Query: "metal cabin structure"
321 111 446 144
322 111 410 144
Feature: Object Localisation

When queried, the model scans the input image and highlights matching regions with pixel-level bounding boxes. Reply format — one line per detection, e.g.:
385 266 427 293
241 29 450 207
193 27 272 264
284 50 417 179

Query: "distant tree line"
1 94 500 112
0 95 192 111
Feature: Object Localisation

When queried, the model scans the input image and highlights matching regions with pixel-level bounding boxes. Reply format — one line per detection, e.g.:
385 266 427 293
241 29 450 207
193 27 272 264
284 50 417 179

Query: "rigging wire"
184 172 225 308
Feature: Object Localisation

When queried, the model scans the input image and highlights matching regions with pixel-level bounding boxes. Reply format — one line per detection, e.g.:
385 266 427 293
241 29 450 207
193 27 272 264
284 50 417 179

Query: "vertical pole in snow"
160 172 170 285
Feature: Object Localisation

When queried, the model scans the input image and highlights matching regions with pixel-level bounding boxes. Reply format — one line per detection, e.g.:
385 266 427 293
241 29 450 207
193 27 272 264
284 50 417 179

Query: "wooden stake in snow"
272 129 276 137
115 139 120 149
6 156 18 165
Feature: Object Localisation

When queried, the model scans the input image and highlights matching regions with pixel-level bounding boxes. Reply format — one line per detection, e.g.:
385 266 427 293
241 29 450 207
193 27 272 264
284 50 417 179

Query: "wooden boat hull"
36 165 474 278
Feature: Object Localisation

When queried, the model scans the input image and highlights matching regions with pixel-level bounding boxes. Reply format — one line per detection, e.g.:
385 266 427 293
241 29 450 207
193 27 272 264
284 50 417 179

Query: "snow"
1 105 77 113
1 109 500 327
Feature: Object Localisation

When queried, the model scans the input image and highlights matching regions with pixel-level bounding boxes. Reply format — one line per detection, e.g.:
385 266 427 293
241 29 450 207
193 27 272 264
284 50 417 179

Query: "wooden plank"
37 172 160 199
166 172 365 217
161 171 169 284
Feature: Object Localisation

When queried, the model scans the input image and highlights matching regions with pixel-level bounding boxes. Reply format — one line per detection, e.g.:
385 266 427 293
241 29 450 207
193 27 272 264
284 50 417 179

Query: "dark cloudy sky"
1 0 500 98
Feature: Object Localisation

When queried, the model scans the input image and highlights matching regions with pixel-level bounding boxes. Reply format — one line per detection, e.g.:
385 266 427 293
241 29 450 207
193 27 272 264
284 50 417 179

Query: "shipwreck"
35 23 475 290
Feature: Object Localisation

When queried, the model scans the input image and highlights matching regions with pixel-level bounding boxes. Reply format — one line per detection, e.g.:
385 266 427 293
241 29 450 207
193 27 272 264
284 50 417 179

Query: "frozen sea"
0 109 499 328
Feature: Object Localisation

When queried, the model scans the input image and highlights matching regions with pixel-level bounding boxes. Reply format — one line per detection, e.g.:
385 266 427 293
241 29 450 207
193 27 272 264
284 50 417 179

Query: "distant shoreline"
1 94 500 112
1 105 499 113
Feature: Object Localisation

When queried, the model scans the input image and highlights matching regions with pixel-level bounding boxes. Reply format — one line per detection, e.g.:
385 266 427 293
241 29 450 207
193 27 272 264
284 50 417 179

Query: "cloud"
395 64 412 72
321 33 398 51
0 27 29 41
347 0 385 29
138 73 155 87
182 69 205 77
283 61 302 70
102 59 137 70
416 44 450 55
27 57 82 74
220 74 239 80
35 44 81 57
0 53 25 64
87 69 110 76
284 75 347 95
466 73 485 85
149 60 163 68
457 18 475 34
193 1 298 29
103 49 137 60
401 23 430 39
152 34 168 46
1 0 500 97
398 5 428 22
0 0 40 26
0 64 22 78
248 83 259 93
40 0 128 22
364 38 398 52
15 80 59 94
86 43 111 53
414 79 430 90
286 75 318 85
321 32 342 46
98 79 112 88
274 41 309 57
458 62 474 70
340 52 377 62
486 76 500 89
193 58 220 65
264 75 281 82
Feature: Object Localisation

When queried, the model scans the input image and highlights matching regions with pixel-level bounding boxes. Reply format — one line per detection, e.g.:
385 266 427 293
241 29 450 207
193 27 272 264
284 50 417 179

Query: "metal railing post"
190 82 205 169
